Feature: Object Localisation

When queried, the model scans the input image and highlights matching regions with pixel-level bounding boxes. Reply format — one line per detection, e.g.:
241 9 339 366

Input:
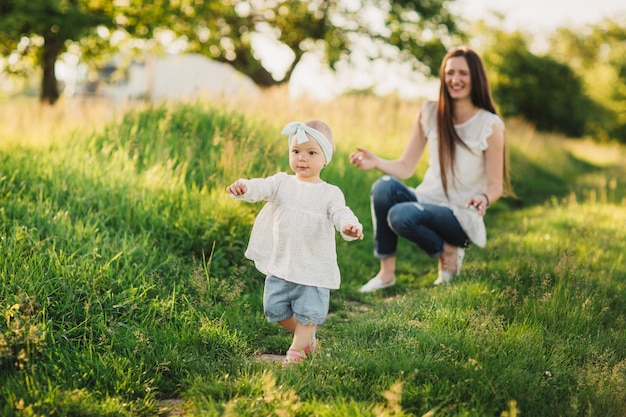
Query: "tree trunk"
227 47 281 87
41 35 62 105
226 45 304 88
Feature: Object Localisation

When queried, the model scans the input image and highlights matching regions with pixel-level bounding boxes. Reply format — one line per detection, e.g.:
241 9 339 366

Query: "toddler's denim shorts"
263 274 330 325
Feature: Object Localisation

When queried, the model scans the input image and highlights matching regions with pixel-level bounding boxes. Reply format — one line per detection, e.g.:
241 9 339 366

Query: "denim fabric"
370 176 470 258
263 275 330 325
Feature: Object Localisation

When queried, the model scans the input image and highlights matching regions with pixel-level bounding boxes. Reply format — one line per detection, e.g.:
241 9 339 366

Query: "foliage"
481 30 594 138
0 0 463 104
467 18 626 143
0 0 114 104
0 95 625 416
549 17 626 142
107 0 462 86
0 292 46 372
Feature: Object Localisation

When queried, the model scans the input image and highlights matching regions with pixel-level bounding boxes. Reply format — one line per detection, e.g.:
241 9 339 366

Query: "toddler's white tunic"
232 172 362 289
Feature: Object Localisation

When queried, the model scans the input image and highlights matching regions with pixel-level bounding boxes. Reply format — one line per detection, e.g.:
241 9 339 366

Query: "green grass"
0 96 625 416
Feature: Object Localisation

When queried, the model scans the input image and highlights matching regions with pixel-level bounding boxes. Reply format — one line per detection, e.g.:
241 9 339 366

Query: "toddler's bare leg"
279 317 317 355
278 316 296 333
289 323 317 353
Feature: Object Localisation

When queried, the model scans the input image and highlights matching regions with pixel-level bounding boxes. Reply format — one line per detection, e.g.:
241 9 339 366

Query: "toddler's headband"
281 121 333 164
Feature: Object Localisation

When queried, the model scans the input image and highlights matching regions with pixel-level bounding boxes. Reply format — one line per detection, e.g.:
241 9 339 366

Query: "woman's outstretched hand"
349 147 378 170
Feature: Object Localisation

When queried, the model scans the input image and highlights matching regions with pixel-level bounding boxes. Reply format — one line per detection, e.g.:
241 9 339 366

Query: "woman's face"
444 56 471 100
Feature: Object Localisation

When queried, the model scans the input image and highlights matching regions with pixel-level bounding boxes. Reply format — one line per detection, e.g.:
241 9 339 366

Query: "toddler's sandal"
282 349 305 367
304 339 320 355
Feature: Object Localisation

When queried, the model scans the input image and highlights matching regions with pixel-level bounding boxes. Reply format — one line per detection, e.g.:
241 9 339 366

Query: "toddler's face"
289 137 326 182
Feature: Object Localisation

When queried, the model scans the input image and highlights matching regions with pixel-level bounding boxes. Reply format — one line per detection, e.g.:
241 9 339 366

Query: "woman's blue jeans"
371 176 470 259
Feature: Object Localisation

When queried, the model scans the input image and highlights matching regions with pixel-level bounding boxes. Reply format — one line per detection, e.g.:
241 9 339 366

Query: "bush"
484 33 595 137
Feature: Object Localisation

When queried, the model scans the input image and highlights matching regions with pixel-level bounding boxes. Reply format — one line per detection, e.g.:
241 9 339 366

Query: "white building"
60 53 260 103
99 53 261 102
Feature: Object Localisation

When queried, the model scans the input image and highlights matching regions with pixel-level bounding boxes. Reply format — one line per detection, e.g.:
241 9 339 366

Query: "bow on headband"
281 121 333 164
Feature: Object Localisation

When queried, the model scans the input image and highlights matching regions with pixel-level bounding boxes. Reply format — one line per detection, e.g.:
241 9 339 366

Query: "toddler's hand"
342 224 364 240
227 181 247 196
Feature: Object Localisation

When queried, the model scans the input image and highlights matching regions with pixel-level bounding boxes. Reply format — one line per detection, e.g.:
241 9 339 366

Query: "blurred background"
1 0 625 142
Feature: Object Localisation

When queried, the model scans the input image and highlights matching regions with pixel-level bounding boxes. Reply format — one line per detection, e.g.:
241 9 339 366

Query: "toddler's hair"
305 120 334 150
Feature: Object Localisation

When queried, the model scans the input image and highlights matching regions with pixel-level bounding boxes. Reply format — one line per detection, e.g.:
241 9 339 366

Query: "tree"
115 0 462 87
1 0 463 104
549 18 626 142
480 29 594 138
0 0 114 105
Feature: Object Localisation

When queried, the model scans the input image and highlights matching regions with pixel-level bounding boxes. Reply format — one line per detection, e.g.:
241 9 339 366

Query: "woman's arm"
464 123 505 215
482 122 505 205
350 111 427 179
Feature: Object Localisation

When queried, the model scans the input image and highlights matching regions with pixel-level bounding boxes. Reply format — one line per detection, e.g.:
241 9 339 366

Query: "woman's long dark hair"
436 46 513 198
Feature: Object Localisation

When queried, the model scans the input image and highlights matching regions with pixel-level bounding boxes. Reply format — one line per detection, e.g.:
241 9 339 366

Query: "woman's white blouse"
231 172 362 289
417 100 504 247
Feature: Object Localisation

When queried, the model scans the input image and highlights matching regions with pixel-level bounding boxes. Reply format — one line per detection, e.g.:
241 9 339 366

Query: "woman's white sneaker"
359 276 396 293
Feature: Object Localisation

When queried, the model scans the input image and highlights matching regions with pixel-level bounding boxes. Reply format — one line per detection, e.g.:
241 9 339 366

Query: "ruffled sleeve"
419 101 438 139
477 113 504 151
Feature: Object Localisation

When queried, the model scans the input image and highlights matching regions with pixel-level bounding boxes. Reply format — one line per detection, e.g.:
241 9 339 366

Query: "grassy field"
1 91 625 417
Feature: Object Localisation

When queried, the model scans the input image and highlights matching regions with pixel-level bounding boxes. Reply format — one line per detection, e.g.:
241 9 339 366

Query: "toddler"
227 119 363 366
